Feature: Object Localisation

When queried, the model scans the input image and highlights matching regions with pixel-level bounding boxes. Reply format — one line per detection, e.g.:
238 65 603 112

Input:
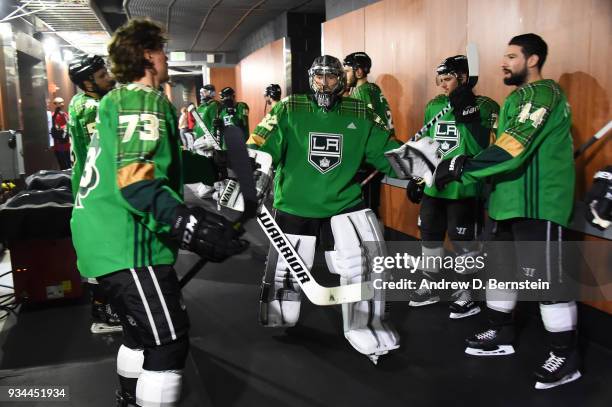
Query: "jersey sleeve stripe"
117 162 155 188
495 132 525 157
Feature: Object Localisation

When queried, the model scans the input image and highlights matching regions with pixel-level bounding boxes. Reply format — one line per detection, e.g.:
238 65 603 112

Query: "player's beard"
503 65 527 86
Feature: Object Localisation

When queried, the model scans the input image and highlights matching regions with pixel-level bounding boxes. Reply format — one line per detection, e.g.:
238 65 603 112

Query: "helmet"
343 52 372 74
436 55 469 78
220 87 235 100
200 84 215 101
308 55 346 110
264 84 281 101
68 54 106 86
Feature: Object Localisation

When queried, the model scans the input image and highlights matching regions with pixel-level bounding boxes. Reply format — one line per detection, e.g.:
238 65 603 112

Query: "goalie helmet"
308 55 346 110
68 54 106 88
343 52 372 74
264 84 281 101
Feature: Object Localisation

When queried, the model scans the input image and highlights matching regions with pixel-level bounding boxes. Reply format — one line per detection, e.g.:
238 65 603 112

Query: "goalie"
244 55 401 363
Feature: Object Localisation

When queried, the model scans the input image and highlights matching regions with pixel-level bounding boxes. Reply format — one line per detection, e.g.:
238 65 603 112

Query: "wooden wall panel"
321 8 365 58
209 67 236 96
235 38 286 133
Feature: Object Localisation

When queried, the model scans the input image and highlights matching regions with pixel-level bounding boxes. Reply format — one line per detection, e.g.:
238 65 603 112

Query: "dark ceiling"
92 0 325 53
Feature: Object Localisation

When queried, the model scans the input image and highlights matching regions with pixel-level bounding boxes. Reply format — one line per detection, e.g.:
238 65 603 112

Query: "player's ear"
527 54 540 70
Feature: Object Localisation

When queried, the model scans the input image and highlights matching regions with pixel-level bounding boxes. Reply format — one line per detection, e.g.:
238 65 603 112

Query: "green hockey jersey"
248 95 400 218
70 83 217 278
462 79 574 226
424 94 499 199
194 100 250 140
350 82 395 136
67 92 99 197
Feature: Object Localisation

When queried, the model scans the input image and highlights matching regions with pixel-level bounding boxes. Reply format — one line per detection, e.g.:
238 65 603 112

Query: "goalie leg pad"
326 209 400 358
259 233 316 327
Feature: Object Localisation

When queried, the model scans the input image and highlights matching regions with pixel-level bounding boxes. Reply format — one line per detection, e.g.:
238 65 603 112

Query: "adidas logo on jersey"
347 122 357 129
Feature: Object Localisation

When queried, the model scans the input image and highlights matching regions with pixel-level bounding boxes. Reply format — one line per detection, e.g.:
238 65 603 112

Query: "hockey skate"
409 270 440 307
465 324 515 356
115 390 138 407
91 302 123 334
534 350 581 389
449 290 480 319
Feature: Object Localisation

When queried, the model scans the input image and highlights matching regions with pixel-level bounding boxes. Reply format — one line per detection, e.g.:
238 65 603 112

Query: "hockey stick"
178 125 258 288
574 120 612 158
188 104 222 150
256 204 374 306
384 43 479 179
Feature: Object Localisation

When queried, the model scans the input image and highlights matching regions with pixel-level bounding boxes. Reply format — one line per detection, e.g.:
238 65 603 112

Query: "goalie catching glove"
171 205 248 262
585 166 612 230
384 137 442 185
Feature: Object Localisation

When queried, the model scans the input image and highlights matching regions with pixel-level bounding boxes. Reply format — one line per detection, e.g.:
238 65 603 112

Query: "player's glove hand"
434 155 468 190
449 85 479 123
171 205 249 262
212 117 224 130
406 177 425 204
585 166 612 230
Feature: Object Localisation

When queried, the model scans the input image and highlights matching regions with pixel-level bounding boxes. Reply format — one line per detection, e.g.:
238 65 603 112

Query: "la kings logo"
434 120 460 156
308 133 342 174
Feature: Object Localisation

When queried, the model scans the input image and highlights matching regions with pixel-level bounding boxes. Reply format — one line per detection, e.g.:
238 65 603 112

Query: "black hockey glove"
449 85 479 123
585 166 612 230
171 205 249 262
212 117 224 130
434 154 468 190
406 177 425 204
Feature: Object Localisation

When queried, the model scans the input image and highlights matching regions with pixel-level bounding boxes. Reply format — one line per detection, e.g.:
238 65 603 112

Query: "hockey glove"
212 117 224 130
406 177 425 204
434 154 468 190
585 166 612 230
449 86 479 123
171 205 248 262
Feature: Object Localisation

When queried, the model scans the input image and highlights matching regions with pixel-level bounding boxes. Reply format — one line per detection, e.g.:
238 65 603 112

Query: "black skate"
449 290 480 319
534 350 581 389
465 325 515 356
409 271 440 307
91 302 122 334
408 287 439 307
116 390 139 407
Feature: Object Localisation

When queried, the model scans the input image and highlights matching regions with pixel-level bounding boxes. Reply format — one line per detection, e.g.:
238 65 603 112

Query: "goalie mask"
308 55 346 111
436 55 468 86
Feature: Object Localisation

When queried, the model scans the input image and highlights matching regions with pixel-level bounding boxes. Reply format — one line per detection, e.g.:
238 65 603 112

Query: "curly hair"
108 18 167 83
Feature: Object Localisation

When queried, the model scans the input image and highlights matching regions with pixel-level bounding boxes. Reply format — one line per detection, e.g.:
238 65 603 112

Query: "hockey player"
434 34 580 389
67 54 120 334
264 83 281 111
190 87 250 198
408 55 499 319
70 19 247 407
248 55 401 363
343 52 395 217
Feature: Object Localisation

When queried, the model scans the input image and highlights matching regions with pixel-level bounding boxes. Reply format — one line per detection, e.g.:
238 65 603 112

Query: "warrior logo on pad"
308 133 342 173
434 121 460 156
